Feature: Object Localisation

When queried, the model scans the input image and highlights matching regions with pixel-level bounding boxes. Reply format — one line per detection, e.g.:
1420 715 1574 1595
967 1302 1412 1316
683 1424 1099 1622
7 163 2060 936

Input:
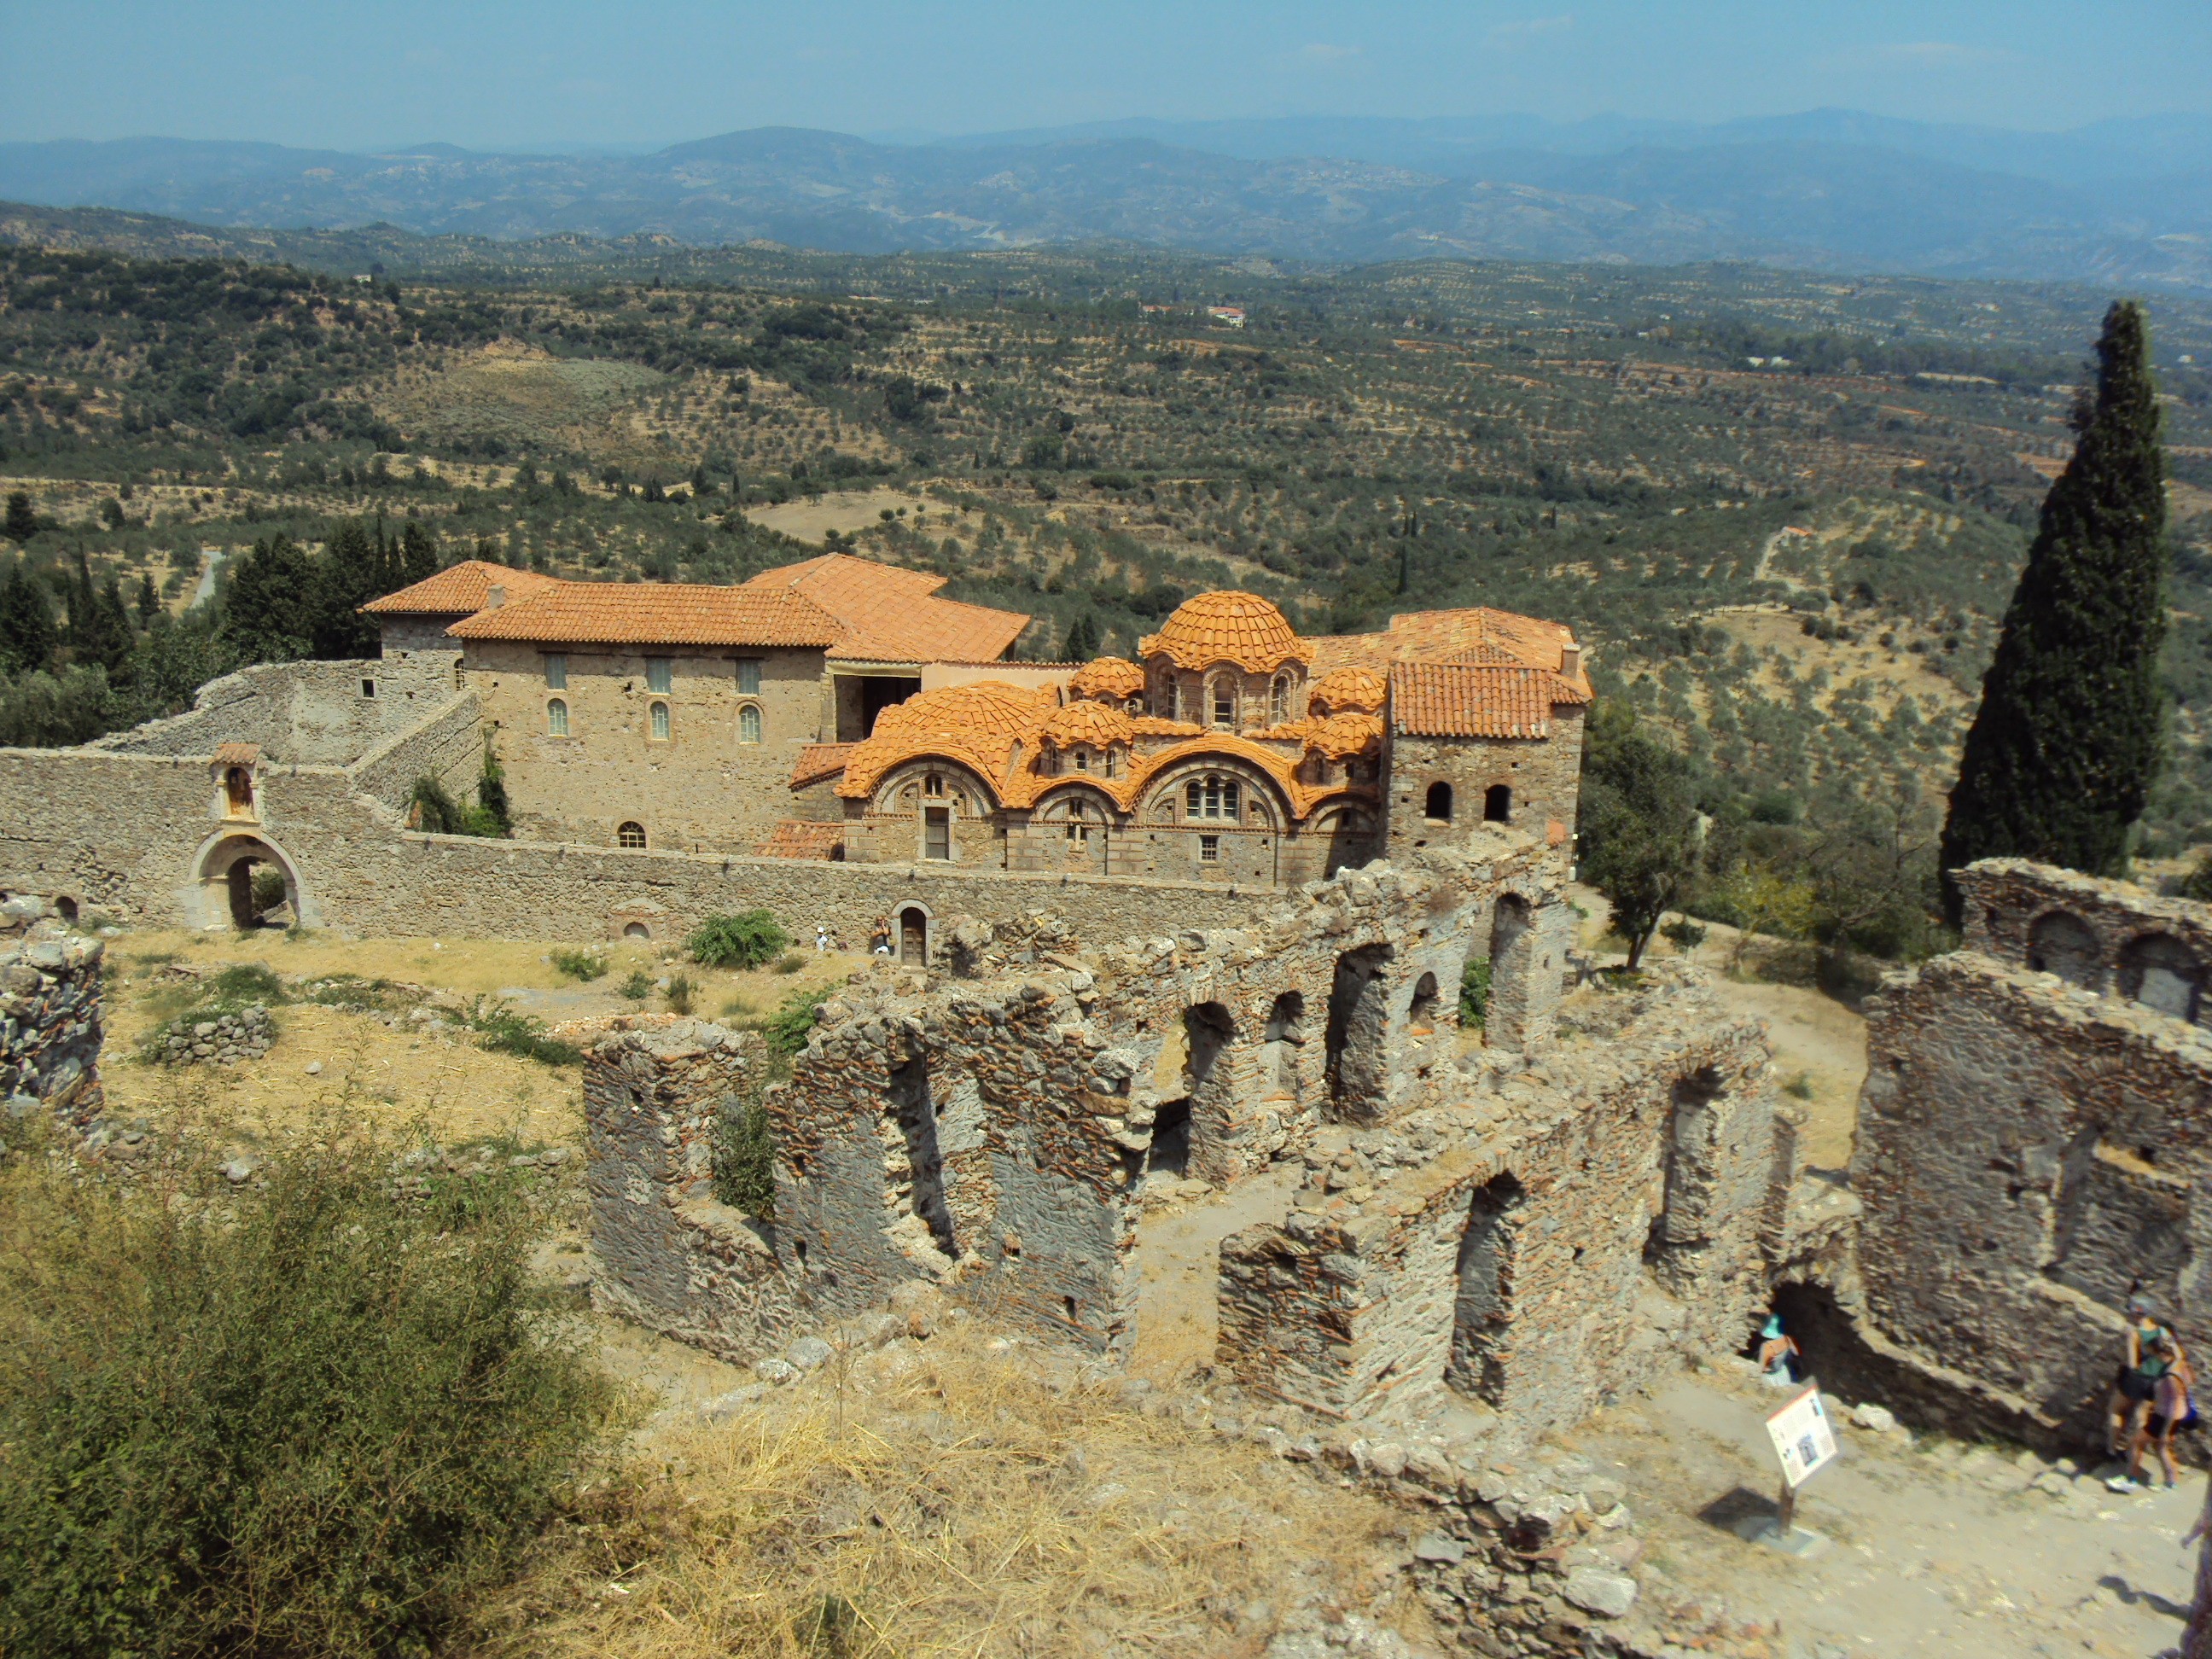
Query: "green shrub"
713 1092 777 1216
688 909 791 969
0 1130 616 1656
249 864 288 914
666 972 696 1016
1460 958 1492 1031
618 969 654 1002
771 951 806 975
2182 853 2212 903
467 999 583 1067
550 947 608 982
1660 917 1708 952
764 986 833 1057
207 963 289 1007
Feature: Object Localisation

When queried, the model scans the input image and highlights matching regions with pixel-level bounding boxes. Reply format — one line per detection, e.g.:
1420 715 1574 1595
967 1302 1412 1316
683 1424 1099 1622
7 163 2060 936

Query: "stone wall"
1955 859 2212 1023
1382 711 1585 870
93 656 458 765
584 1021 800 1362
0 899 105 1130
1215 969 1781 1436
1852 941 2212 1439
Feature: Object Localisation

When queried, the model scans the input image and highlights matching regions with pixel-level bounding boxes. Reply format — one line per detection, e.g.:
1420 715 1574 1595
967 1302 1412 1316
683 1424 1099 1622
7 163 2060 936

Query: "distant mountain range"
2 110 2207 291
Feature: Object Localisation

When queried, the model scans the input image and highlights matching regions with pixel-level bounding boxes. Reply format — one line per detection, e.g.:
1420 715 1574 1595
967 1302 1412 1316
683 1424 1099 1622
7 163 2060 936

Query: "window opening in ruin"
1145 1097 1192 1178
623 921 650 939
1408 971 1441 1034
1425 782 1453 824
646 657 672 695
923 807 952 860
2028 911 2101 988
736 657 761 695
1064 1295 1080 1324
649 701 671 741
617 822 648 849
55 894 80 927
738 704 762 743
547 698 568 736
899 906 928 962
2119 933 2202 1022
888 1050 959 1258
1448 1171 1526 1405
1200 835 1220 862
1324 944 1394 1121
359 677 376 699
544 652 568 690
1484 784 1512 823
1262 990 1305 1101
1646 1068 1724 1275
223 765 254 816
1486 895 1532 1047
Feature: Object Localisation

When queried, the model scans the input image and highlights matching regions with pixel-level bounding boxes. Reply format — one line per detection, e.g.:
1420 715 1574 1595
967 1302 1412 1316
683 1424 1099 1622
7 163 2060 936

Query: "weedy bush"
0 1128 618 1657
618 969 654 1002
771 951 806 975
712 1091 777 1216
550 947 609 981
665 972 696 1016
467 998 584 1067
763 986 833 1057
1459 957 1492 1031
687 909 791 969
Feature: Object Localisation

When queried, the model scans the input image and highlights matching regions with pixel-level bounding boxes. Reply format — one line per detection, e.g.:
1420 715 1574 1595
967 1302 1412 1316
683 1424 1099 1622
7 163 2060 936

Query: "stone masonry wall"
1216 969 1779 1437
93 656 458 765
1382 711 1585 870
1852 945 2212 1438
1956 859 2212 1024
584 1020 800 1362
0 899 105 1131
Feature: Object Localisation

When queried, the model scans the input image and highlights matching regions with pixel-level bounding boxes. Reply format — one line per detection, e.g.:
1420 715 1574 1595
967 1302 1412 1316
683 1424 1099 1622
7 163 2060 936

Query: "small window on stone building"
737 703 762 744
1105 748 1119 778
736 657 761 695
1272 672 1293 724
1074 749 1089 771
924 806 951 860
1425 782 1453 824
1184 775 1239 820
617 822 648 848
646 657 672 695
544 652 568 690
360 677 376 699
1484 784 1512 823
546 697 569 736
1066 821 1091 843
924 771 945 797
649 701 671 741
1200 834 1220 862
1211 678 1237 728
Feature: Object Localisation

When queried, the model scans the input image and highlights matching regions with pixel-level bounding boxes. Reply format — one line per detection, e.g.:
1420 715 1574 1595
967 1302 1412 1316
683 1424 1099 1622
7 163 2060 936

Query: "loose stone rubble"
154 1004 276 1066
0 894 105 1129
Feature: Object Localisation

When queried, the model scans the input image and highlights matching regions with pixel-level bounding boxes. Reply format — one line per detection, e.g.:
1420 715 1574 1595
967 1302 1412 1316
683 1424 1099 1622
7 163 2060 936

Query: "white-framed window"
646 657 672 695
738 703 762 743
1272 672 1292 724
617 821 647 848
736 657 762 695
649 701 671 741
1074 749 1089 771
1200 834 1220 862
1211 677 1237 728
359 676 376 699
547 697 569 737
1185 774 1240 820
544 652 568 690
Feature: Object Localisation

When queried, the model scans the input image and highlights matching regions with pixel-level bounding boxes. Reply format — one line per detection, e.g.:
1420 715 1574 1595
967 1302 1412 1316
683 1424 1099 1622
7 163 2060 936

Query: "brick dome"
1308 666 1388 717
1039 699 1135 748
1140 591 1306 673
1068 656 1148 701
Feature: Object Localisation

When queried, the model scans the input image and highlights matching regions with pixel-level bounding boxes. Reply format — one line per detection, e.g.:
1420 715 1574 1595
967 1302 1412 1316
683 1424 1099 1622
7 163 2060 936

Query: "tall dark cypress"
0 559 57 675
1939 300 2168 919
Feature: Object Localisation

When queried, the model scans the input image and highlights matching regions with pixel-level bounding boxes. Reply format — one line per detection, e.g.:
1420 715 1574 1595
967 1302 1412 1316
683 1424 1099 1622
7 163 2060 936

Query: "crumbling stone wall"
584 1020 800 1363
1853 940 2212 1439
1955 858 2212 1023
1216 969 1781 1436
0 899 104 1130
92 656 458 765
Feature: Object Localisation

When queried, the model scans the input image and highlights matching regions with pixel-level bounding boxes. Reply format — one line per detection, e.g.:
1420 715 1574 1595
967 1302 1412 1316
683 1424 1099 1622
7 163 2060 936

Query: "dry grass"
482 1328 1407 1659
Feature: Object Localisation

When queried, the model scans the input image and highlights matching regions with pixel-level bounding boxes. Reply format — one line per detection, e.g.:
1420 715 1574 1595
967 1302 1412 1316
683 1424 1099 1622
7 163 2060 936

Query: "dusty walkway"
1131 1163 1304 1379
1564 1367 2197 1658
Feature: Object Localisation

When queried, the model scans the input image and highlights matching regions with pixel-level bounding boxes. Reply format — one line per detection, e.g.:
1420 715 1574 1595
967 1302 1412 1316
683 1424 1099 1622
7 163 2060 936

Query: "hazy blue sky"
8 0 2208 150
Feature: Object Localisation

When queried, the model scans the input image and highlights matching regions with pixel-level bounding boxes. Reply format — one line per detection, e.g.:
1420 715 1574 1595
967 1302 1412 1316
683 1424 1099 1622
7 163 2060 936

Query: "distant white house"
1206 306 1247 329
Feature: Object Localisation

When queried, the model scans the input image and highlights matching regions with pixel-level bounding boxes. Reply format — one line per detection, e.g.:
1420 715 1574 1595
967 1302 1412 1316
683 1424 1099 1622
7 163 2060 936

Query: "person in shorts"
2110 1295 2179 1485
2134 1334 2197 1490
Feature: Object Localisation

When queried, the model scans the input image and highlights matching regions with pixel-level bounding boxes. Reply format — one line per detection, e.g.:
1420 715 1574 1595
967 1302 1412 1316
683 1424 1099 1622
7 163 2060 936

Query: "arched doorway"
194 833 305 932
896 905 929 965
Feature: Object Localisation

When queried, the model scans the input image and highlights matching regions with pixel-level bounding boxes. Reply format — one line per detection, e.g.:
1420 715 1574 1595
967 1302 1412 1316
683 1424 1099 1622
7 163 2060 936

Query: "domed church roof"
1139 591 1306 673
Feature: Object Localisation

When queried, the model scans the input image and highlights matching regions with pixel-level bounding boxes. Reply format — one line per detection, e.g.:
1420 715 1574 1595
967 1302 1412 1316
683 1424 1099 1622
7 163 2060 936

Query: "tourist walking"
1756 1314 1800 1388
2135 1335 2198 1490
2110 1297 2184 1491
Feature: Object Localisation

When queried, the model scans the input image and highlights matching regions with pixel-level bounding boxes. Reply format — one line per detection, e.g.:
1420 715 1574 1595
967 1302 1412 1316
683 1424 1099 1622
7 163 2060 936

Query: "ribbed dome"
1039 699 1135 748
1140 591 1305 673
1067 655 1148 701
1308 666 1388 717
872 680 1056 741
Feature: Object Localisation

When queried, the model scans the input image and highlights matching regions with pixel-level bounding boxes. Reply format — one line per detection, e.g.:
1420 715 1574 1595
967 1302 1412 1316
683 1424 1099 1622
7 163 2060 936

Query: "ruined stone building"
1844 859 2212 1442
587 831 1809 1448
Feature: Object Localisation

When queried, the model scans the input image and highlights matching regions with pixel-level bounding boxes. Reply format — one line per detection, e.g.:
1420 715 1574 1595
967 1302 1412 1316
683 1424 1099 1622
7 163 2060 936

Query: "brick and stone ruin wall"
0 896 105 1132
587 827 1831 1452
1848 859 2212 1444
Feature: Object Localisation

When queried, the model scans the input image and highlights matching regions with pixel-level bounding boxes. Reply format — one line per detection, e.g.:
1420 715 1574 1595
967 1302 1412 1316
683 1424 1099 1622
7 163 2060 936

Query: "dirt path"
1566 1369 2198 1658
1131 1164 1305 1380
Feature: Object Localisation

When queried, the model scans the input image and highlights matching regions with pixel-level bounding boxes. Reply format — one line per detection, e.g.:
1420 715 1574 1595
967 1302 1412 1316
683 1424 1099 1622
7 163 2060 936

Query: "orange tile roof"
789 743 857 789
742 551 1029 663
836 681 1062 799
212 742 261 768
1039 700 1137 748
1388 661 1590 740
361 560 560 615
447 581 846 648
1307 666 1388 716
1141 591 1306 672
1308 605 1587 694
1068 656 1148 701
757 819 848 860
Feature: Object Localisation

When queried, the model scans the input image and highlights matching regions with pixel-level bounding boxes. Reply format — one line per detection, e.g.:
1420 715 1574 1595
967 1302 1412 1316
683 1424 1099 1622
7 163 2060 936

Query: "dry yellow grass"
482 1328 1411 1659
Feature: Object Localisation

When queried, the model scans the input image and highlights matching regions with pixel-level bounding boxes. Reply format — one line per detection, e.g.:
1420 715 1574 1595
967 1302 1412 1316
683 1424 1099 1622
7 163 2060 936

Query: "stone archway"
192 831 307 931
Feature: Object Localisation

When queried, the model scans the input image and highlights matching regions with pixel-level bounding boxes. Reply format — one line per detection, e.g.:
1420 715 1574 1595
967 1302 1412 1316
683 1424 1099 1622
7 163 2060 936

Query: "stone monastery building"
364 553 1592 888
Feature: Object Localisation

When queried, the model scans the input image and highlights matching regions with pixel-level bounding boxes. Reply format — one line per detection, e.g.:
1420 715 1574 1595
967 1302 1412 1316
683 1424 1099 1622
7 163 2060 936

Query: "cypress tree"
308 517 386 659
1939 300 2168 919
224 533 313 665
399 520 439 585
0 559 57 675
